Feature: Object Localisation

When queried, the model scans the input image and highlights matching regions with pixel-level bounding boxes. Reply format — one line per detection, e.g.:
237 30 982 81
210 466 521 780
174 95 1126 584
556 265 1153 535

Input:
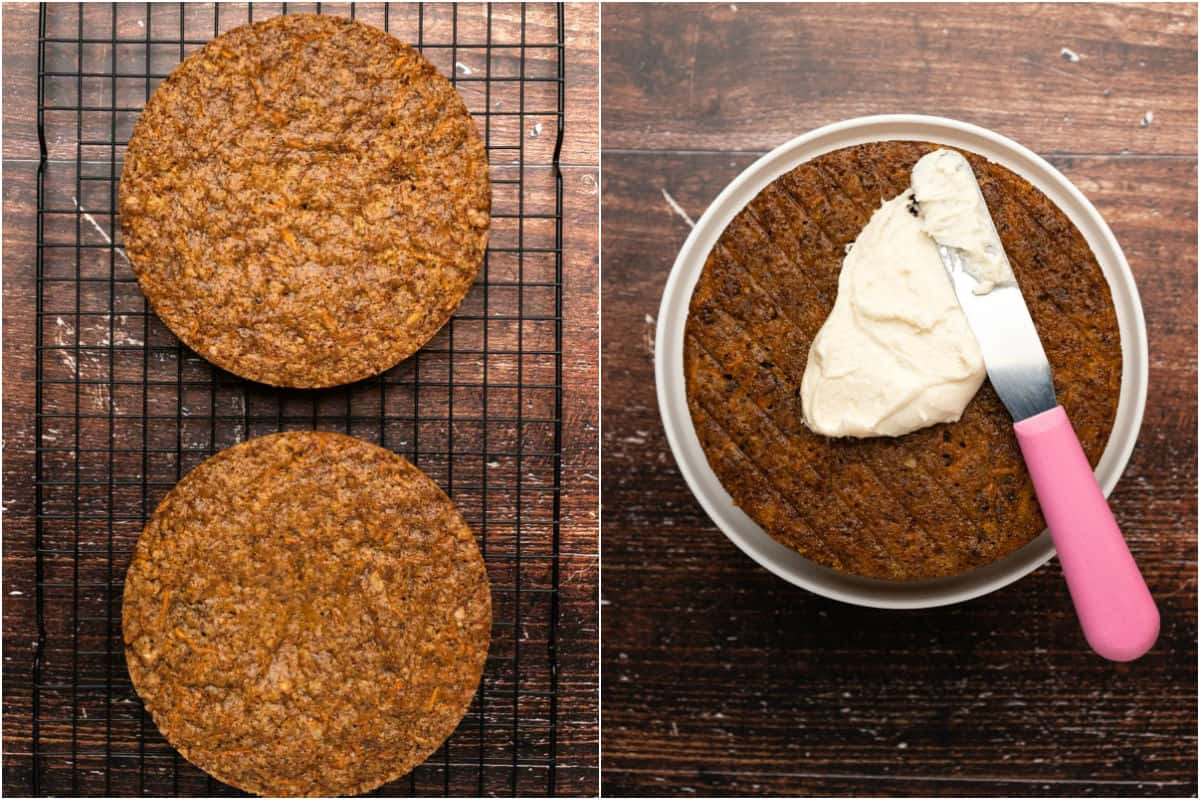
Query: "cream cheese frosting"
800 148 1000 439
911 148 1015 294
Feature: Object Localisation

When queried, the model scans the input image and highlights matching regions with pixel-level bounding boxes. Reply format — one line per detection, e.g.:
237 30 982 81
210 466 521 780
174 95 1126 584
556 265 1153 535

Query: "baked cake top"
123 431 491 796
120 14 490 388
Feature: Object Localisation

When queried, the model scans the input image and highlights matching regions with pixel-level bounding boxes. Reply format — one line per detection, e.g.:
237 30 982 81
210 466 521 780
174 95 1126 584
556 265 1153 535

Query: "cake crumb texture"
120 14 490 387
123 431 491 796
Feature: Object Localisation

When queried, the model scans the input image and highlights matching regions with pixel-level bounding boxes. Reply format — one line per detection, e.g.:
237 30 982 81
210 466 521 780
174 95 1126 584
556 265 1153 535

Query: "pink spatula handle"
1013 406 1159 661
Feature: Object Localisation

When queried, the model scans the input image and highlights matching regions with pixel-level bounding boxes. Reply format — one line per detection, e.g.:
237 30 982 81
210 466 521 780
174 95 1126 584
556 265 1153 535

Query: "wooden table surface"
601 3 1197 797
2 2 598 796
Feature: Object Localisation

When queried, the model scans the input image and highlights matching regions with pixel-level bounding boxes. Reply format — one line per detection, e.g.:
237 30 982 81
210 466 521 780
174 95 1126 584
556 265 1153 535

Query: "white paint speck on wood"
72 196 131 267
660 188 695 228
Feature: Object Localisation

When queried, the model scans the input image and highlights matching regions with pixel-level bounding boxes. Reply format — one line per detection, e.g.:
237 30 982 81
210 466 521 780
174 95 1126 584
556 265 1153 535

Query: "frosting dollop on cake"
801 148 1002 438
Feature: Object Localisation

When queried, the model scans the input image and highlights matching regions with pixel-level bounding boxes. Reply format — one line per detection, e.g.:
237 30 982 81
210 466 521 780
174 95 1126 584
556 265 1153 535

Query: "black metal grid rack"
33 3 565 795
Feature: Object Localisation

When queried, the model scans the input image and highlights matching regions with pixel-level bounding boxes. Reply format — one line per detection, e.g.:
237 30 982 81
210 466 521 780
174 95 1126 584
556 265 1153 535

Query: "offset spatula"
934 234 1159 661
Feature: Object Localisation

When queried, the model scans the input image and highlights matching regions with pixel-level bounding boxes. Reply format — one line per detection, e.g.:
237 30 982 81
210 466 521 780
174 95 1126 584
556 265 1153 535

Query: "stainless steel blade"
936 244 1057 422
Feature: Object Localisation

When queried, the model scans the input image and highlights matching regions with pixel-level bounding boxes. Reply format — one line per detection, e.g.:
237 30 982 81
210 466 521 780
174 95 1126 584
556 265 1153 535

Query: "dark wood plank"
556 157 601 795
2 158 39 797
602 3 1197 155
1 4 38 161
535 7 600 792
563 2 599 166
0 8 42 775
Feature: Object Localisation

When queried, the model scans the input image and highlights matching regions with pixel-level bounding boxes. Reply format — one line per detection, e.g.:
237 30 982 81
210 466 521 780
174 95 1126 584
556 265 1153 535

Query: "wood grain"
602 3 1197 155
601 3 1197 796
3 2 598 796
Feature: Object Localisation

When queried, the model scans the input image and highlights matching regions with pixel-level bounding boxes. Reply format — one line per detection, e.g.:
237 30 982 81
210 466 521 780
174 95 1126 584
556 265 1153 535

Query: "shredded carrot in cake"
216 747 252 758
280 227 300 252
1016 485 1034 520
174 627 217 655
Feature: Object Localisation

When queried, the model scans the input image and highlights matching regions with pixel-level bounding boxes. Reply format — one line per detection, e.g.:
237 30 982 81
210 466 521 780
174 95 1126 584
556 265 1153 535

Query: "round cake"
684 141 1122 581
120 14 490 388
122 431 491 796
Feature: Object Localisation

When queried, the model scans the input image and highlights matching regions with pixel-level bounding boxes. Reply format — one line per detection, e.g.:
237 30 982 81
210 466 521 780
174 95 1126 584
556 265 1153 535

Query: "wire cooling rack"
33 2 564 796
